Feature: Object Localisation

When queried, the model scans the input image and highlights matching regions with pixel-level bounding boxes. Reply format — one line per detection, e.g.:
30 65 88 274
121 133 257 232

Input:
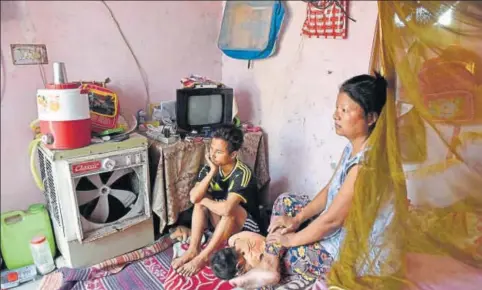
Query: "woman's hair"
212 125 244 153
209 247 239 280
340 71 388 132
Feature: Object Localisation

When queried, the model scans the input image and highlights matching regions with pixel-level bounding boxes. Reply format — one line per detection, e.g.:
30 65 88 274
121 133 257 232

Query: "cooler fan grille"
38 149 65 234
76 168 139 224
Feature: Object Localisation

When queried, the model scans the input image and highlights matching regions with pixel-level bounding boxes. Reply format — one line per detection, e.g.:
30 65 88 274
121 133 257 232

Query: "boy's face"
210 138 236 166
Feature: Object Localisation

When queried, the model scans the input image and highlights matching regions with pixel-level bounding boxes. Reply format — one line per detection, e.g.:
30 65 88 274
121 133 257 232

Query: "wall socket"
10 44 48 65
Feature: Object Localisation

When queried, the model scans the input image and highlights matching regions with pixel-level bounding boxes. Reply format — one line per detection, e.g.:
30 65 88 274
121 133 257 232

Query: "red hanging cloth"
301 0 350 39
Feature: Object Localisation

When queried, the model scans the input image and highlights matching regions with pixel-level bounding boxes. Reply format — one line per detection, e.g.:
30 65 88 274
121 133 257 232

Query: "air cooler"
37 133 154 268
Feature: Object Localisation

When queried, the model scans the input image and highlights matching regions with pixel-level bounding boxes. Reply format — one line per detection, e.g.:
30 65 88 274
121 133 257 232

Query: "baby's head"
210 247 241 280
210 231 266 280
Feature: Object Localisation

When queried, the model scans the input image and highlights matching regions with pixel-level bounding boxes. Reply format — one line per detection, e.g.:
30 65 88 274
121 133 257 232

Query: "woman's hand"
268 216 301 234
266 232 296 248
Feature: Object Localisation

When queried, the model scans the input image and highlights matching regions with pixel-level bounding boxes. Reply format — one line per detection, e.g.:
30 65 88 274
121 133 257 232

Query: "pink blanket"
40 233 481 290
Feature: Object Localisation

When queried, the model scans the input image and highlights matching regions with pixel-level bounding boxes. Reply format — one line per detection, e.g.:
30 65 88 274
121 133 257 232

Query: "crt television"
176 87 234 132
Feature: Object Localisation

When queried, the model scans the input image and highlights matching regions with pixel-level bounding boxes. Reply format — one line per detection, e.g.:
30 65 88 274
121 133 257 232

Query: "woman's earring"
368 112 378 127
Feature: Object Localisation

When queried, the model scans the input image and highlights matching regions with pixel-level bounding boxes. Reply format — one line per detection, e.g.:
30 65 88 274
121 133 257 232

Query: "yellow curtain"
328 1 482 289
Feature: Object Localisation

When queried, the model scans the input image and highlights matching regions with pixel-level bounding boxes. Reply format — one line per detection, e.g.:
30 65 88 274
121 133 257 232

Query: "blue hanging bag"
218 1 285 61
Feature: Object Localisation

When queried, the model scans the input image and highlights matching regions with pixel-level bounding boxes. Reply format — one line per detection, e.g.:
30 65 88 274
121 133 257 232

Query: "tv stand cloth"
148 131 270 233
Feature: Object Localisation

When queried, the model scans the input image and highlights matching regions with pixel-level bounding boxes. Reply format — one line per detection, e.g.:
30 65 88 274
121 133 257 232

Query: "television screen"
187 94 223 125
176 87 233 132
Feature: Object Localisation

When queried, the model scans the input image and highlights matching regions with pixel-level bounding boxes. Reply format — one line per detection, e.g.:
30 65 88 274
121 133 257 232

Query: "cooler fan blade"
110 189 137 207
87 174 104 188
74 178 80 188
77 189 100 206
106 168 133 186
90 195 110 223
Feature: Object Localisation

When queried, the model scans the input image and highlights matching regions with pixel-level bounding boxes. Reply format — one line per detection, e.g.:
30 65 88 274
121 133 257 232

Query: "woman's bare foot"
171 248 199 271
178 254 209 277
229 268 280 289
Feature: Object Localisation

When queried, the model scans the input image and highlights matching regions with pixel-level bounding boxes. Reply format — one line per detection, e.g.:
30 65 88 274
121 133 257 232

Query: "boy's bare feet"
178 254 209 277
171 248 199 271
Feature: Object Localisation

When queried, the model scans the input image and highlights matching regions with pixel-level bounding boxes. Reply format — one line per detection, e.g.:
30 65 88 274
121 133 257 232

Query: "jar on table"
30 235 55 275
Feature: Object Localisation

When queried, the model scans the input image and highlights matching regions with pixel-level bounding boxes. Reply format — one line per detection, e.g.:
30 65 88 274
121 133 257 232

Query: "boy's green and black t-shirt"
197 159 260 228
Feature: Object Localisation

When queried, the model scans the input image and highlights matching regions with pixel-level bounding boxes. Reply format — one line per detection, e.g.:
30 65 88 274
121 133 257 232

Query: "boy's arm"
200 194 243 217
190 165 216 204
201 169 251 216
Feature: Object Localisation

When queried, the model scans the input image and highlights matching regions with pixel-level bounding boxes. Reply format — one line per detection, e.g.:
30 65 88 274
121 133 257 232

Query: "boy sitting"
171 125 261 277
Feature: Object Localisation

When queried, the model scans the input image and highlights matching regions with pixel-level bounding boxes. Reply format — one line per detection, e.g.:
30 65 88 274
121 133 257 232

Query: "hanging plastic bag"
218 1 285 61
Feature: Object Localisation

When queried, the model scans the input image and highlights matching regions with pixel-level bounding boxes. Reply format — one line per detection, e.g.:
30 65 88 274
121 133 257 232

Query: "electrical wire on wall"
101 0 151 112
17 2 48 87
1 48 6 105
38 62 47 87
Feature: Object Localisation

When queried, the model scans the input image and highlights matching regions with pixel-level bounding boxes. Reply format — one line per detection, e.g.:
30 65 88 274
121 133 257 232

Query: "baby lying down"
210 230 332 289
169 226 331 288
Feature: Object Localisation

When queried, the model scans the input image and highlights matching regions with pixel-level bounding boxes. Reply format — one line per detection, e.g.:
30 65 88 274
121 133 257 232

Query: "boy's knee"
220 213 237 222
193 201 209 213
219 207 246 230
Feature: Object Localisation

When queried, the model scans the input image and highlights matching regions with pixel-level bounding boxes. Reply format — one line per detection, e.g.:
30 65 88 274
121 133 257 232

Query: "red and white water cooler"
36 63 91 149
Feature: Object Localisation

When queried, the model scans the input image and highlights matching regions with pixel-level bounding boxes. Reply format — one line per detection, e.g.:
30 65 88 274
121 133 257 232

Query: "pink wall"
222 1 378 202
0 1 222 211
1 1 378 211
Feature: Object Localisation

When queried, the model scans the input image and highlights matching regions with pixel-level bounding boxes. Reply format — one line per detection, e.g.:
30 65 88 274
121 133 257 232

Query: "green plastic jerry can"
0 204 56 269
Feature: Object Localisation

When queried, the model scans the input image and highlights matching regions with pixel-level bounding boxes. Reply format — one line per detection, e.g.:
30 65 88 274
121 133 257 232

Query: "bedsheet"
39 234 317 290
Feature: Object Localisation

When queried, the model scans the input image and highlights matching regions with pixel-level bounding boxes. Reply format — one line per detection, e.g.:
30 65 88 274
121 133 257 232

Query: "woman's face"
333 92 372 139
228 231 266 273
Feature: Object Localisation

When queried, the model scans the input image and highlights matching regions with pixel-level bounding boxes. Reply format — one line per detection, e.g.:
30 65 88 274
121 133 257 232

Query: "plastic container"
37 84 91 149
0 204 56 269
0 265 37 289
30 236 55 275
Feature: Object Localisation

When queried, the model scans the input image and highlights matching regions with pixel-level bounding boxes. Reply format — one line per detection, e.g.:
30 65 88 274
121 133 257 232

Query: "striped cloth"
301 0 349 39
242 212 261 233
39 233 315 290
38 235 233 290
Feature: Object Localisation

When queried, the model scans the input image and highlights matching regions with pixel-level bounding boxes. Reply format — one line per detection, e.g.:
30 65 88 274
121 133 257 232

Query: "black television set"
176 87 234 132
